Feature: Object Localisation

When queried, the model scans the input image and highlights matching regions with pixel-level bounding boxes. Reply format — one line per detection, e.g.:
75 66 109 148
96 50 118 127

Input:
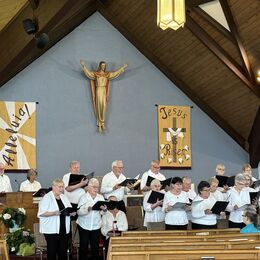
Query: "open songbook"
146 176 172 189
118 174 141 187
68 171 95 186
215 175 235 187
168 202 191 211
210 201 229 214
33 188 51 197
59 207 76 216
147 190 165 204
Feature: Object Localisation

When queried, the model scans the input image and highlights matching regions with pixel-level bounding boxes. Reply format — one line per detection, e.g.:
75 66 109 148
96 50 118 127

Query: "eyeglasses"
217 168 225 171
202 188 210 192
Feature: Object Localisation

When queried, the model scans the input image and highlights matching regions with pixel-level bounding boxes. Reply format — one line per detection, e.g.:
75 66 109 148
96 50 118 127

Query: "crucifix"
163 117 186 162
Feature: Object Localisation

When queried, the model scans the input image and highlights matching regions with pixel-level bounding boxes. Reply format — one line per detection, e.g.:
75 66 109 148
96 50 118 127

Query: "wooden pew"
0 240 9 260
108 249 260 260
109 233 260 244
109 240 260 252
121 228 240 237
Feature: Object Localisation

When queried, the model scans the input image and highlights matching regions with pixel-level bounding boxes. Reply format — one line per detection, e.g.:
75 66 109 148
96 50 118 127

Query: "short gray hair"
111 160 123 168
235 173 245 184
88 178 99 186
52 179 64 186
69 161 80 167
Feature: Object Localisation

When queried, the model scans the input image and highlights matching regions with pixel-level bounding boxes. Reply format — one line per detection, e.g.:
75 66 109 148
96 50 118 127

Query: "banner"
0 101 36 170
158 105 191 167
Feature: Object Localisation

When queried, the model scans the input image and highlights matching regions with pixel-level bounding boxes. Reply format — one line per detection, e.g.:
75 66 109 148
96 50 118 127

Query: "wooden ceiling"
0 0 259 156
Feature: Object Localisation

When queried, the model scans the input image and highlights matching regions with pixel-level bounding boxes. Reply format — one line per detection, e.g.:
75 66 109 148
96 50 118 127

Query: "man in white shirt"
140 160 166 193
100 160 132 201
20 169 41 192
62 161 88 217
0 162 12 192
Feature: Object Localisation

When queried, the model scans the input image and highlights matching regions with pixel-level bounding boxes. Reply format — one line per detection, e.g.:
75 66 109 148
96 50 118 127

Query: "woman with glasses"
241 206 260 233
38 179 74 260
226 173 250 228
191 181 224 229
143 179 165 228
77 178 106 260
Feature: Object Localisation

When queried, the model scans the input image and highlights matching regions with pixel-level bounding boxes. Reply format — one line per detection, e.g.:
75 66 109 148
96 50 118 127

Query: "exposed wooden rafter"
186 15 260 97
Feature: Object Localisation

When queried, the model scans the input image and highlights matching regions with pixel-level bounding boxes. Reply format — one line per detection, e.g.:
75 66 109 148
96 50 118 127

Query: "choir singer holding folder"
100 160 133 201
143 179 165 227
62 161 89 219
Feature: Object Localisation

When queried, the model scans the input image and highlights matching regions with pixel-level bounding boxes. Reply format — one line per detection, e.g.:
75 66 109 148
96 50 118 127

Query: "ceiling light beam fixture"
157 0 186 30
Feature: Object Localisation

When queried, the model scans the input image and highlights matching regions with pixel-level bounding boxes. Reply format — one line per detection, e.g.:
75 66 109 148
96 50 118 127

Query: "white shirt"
0 174 12 192
184 189 197 220
226 187 250 223
162 190 189 225
77 192 104 230
191 195 217 226
37 191 72 234
140 170 166 191
20 179 41 192
100 171 129 201
210 190 224 201
62 173 85 204
101 210 128 239
143 190 165 227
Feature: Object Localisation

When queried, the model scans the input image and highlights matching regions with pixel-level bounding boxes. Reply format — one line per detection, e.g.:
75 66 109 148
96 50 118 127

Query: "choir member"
20 169 41 192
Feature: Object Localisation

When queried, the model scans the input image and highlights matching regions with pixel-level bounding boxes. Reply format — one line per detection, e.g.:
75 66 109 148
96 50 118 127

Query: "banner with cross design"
157 105 191 167
0 101 36 170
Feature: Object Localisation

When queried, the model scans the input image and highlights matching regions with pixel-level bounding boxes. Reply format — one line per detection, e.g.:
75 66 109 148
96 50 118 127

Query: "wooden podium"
0 192 38 235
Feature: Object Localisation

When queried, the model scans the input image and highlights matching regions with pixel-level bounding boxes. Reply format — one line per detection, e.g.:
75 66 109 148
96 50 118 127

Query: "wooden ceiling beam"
219 0 256 85
189 6 233 42
0 0 96 88
186 15 260 97
96 0 247 150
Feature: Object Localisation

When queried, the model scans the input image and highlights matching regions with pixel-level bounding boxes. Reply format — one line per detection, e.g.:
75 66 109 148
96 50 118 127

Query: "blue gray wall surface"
0 12 253 190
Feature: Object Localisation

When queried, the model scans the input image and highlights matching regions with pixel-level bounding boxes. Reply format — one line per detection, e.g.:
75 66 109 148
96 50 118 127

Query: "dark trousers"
165 224 188 230
191 222 217 229
78 225 100 260
229 220 246 229
44 233 69 260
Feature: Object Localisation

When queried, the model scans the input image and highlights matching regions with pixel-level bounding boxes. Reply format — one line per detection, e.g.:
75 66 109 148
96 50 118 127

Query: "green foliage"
6 228 34 254
18 242 35 256
0 207 26 228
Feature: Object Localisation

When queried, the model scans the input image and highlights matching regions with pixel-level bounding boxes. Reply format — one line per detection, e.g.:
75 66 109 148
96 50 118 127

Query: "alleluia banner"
157 105 191 167
0 101 36 170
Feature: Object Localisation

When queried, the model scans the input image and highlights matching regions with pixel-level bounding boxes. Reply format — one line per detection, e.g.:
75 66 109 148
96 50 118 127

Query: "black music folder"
249 191 260 204
60 207 76 216
92 200 119 211
33 188 51 197
146 176 155 187
147 190 165 204
252 179 260 189
215 175 235 187
118 178 138 186
210 201 229 214
68 172 94 186
160 177 172 190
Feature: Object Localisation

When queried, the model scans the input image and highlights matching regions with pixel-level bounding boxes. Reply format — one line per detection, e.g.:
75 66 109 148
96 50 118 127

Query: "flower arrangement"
0 207 34 255
5 228 35 256
0 207 26 229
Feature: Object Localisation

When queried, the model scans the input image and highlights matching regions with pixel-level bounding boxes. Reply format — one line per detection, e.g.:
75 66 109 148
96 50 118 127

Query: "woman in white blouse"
20 169 41 192
191 181 220 229
37 179 73 260
143 179 165 227
162 177 190 230
226 173 250 228
77 178 105 260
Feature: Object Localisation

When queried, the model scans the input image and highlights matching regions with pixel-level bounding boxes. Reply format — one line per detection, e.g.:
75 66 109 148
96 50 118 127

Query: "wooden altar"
0 192 38 235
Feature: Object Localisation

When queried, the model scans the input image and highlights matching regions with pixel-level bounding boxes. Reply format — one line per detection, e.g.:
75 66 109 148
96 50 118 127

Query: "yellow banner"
0 101 36 170
158 105 191 167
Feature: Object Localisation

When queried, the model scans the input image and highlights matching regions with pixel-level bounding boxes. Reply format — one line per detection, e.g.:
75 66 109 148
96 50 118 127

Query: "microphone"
14 179 21 192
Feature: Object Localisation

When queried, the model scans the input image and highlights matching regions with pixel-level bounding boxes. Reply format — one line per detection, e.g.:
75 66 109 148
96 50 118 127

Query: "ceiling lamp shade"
157 0 186 30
